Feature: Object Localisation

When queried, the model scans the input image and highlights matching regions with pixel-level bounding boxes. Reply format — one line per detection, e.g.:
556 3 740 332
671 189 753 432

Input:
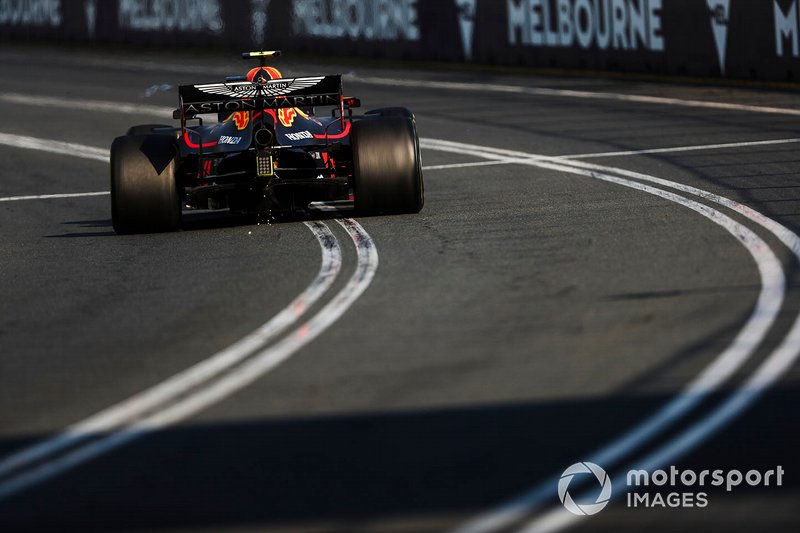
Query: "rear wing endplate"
176 75 342 119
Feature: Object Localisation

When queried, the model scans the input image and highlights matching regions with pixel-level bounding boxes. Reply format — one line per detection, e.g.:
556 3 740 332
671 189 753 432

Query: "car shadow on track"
44 210 350 238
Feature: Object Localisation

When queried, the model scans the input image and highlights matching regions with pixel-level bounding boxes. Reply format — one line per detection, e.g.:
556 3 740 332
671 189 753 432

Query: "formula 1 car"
110 50 424 234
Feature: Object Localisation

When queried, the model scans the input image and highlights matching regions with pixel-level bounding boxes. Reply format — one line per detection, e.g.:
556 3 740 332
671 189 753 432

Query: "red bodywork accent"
253 110 278 125
183 132 218 149
313 122 351 140
321 152 337 175
198 159 213 178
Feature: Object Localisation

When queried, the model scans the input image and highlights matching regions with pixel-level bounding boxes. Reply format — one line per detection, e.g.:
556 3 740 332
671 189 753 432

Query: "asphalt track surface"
0 45 799 532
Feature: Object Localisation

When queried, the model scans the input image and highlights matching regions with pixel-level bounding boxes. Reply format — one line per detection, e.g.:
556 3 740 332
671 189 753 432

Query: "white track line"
515 157 800 533
0 92 172 118
0 133 109 162
423 137 800 166
425 137 800 265
559 137 800 160
1 72 793 524
351 76 800 116
0 219 376 502
4 132 798 205
0 220 340 482
0 123 793 529
423 160 516 171
0 191 109 202
418 139 796 533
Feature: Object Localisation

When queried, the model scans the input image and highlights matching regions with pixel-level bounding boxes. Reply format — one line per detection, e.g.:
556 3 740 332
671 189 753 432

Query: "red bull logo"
278 108 297 127
233 112 250 130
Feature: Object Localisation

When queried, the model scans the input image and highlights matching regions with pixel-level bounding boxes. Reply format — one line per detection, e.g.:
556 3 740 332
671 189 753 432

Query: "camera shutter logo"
558 462 612 515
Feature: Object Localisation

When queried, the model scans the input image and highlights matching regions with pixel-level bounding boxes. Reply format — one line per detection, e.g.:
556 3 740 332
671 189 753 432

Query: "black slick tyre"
351 116 424 215
111 134 181 234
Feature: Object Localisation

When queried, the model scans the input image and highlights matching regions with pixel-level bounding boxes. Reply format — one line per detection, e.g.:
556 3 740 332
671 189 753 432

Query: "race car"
110 50 424 234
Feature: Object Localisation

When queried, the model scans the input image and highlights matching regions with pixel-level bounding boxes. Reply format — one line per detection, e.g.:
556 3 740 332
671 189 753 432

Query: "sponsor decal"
456 0 477 60
507 0 665 52
182 94 340 114
285 130 313 140
292 0 421 41
233 111 250 130
0 0 61 27
194 77 325 99
219 135 242 145
775 0 800 57
278 108 297 127
251 0 271 45
707 0 729 74
117 0 224 33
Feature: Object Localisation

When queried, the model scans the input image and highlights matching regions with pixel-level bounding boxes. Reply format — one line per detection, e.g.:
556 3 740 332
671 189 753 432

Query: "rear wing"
176 75 342 120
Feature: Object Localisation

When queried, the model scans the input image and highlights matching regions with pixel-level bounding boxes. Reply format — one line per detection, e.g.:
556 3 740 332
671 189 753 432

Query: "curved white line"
127 218 379 427
0 220 356 501
0 220 378 504
420 139 792 533
515 166 800 533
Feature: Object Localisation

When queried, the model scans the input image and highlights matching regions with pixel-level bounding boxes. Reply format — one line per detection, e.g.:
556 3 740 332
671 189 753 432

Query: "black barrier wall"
2 0 800 81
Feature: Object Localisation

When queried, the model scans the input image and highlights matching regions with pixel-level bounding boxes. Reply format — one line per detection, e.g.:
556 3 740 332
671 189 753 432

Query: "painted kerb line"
418 139 800 533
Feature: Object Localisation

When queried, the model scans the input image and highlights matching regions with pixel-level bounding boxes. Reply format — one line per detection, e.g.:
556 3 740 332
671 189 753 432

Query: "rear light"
256 151 274 177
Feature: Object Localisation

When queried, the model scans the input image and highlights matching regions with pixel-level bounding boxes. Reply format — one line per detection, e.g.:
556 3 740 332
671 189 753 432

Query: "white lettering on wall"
251 0 271 45
508 0 664 52
707 0 729 74
292 0 420 41
0 0 61 26
118 0 224 34
456 0 477 60
775 0 799 57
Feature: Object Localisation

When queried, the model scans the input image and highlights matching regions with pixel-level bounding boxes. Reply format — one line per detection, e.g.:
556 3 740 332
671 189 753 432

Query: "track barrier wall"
2 0 800 81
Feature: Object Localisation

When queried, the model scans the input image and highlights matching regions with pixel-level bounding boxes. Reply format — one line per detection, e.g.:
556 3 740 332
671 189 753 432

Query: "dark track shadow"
45 231 117 238
0 387 797 533
45 209 350 238
61 219 113 228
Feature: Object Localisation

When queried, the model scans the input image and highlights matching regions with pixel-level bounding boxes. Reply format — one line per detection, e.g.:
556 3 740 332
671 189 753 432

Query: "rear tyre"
111 134 181 234
126 124 172 136
351 116 424 215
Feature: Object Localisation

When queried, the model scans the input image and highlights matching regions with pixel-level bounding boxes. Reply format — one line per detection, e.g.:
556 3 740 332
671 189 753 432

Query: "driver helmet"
246 66 282 83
